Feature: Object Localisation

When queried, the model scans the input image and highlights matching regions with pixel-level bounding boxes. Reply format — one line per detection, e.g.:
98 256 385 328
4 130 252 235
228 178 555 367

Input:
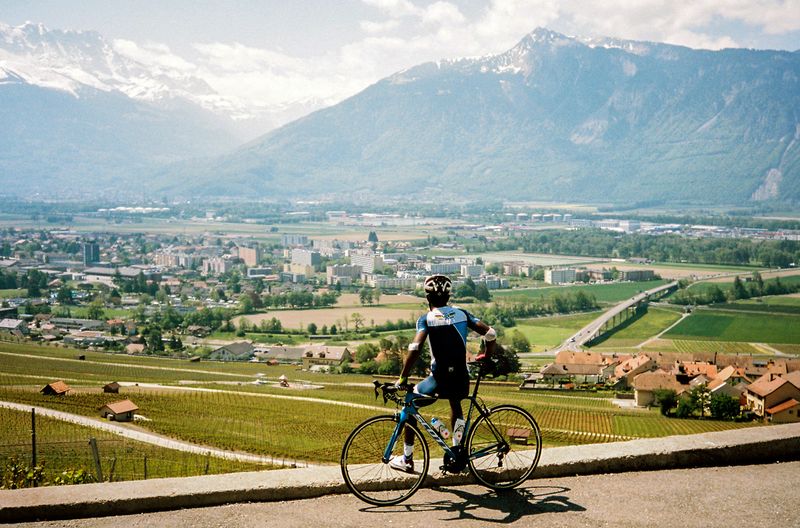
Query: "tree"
87 299 105 320
493 343 521 376
510 330 530 354
688 385 711 418
708 285 726 304
675 398 694 418
238 294 254 314
56 285 73 305
145 327 164 353
307 322 318 335
359 287 373 305
351 312 364 332
653 389 678 416
709 392 740 420
368 231 379 243
731 276 749 301
355 343 379 363
474 283 491 302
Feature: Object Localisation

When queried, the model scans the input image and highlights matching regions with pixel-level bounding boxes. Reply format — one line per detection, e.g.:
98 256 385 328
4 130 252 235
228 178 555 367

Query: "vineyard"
670 340 762 355
0 340 770 478
0 407 266 484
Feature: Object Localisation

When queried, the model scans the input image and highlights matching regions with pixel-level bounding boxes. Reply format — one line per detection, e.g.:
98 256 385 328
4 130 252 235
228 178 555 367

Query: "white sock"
404 443 414 458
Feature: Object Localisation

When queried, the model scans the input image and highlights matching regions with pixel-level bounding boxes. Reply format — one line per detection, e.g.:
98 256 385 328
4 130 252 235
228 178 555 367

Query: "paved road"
555 280 678 352
13 462 799 528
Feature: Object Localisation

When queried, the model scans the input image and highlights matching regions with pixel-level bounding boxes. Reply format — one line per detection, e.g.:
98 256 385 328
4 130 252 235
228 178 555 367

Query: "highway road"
555 280 679 352
13 462 799 528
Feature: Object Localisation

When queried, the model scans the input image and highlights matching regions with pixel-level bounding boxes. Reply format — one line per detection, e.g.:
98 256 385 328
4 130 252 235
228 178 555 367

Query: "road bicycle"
340 360 542 505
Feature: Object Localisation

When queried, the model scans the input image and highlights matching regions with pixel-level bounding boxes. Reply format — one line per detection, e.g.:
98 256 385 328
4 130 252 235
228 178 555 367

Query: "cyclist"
390 274 496 473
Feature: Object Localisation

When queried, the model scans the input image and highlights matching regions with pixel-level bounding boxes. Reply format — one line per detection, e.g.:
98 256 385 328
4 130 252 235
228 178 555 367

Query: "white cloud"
362 0 421 18
557 0 800 49
422 2 466 26
110 0 799 129
360 19 401 34
112 39 196 72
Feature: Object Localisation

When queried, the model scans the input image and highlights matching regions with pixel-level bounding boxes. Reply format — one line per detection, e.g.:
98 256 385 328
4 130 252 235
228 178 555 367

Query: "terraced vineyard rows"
0 341 771 470
0 407 265 482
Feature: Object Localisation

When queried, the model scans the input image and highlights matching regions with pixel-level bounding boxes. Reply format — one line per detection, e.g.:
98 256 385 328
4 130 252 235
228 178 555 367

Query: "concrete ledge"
2 422 799 523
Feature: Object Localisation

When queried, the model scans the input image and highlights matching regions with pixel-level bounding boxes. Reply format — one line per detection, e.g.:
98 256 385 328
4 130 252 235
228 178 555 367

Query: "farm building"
40 380 71 396
632 370 689 407
302 345 351 370
0 318 27 336
103 382 121 393
209 341 255 361
100 399 139 422
253 345 307 364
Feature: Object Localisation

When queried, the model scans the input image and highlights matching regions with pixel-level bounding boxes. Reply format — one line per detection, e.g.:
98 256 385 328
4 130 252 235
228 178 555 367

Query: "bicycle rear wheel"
340 415 430 506
466 404 541 489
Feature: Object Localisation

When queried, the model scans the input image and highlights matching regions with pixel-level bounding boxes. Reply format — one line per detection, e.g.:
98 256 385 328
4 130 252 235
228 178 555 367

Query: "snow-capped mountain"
166 28 799 205
0 21 240 116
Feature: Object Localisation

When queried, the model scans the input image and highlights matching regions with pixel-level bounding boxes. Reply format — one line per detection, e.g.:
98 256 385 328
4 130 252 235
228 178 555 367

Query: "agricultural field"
0 289 25 299
0 407 265 483
240 305 424 331
473 251 603 267
514 312 602 352
495 279 668 305
0 340 768 477
663 309 800 345
713 296 800 315
591 307 684 349
584 262 762 280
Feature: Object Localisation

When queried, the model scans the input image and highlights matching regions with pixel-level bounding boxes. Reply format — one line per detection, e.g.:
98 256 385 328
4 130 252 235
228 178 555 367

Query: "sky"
3 0 800 114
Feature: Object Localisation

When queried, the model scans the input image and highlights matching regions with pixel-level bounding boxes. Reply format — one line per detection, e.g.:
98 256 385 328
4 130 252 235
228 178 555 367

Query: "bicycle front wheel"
466 404 542 489
340 415 430 506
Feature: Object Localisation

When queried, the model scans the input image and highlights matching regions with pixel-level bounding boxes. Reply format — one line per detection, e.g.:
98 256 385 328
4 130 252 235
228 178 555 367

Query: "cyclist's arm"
473 320 497 359
398 329 427 382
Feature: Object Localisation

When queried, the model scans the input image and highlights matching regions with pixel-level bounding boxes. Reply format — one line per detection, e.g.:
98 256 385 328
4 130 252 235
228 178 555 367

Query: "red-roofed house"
612 355 655 388
100 399 139 422
632 370 689 407
766 399 800 423
745 374 800 419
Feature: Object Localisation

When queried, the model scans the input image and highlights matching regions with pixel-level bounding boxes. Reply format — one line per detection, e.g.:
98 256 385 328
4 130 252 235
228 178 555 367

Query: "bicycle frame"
381 368 508 467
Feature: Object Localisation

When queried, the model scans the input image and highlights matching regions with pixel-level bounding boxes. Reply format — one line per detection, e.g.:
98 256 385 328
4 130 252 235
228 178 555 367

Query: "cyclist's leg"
393 375 437 470
448 398 463 427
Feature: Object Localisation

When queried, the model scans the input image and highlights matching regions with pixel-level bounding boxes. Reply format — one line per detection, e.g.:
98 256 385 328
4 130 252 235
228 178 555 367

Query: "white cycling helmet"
424 274 452 298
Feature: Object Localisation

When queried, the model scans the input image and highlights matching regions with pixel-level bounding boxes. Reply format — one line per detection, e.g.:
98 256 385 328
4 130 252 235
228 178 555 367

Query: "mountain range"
2 23 799 205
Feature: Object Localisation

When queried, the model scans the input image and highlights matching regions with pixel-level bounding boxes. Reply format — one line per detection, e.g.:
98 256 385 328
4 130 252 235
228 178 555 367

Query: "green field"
713 296 800 315
495 280 669 305
515 312 601 351
664 309 800 344
592 307 683 349
0 289 25 299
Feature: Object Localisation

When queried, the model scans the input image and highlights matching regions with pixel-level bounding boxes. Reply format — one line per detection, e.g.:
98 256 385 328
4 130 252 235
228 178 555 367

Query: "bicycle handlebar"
373 380 408 404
